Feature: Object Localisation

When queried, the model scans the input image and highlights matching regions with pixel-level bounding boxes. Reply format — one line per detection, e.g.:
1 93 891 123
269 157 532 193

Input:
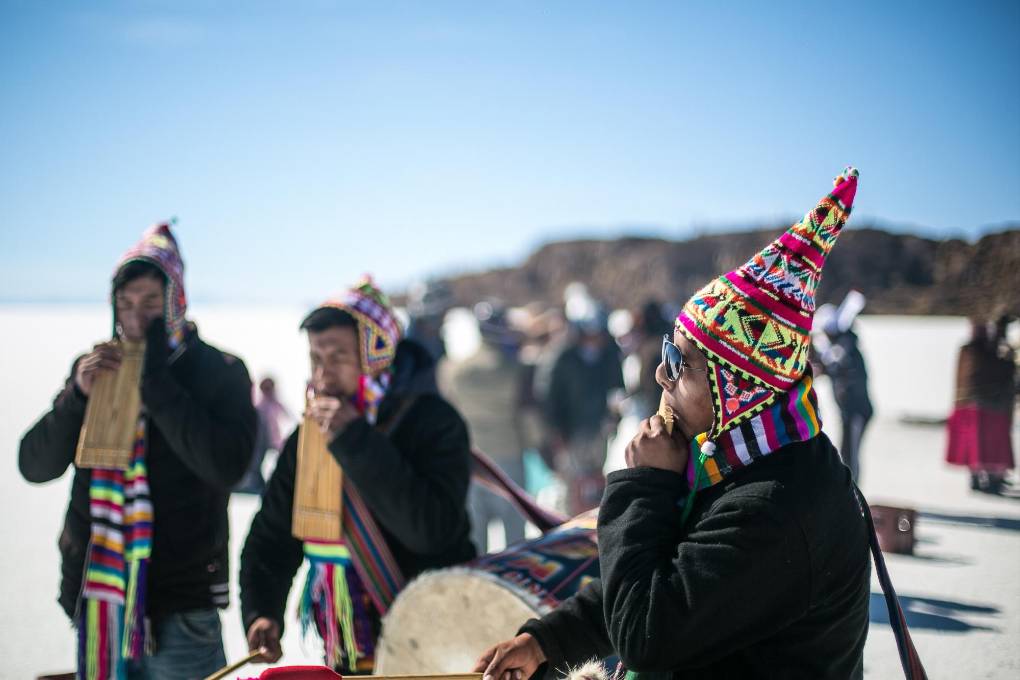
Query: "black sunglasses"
661 334 707 382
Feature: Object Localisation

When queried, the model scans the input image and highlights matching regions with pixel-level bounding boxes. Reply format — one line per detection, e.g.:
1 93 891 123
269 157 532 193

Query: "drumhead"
376 568 543 674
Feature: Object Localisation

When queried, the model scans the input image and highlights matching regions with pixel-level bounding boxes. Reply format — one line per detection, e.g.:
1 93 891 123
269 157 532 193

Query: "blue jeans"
127 608 227 680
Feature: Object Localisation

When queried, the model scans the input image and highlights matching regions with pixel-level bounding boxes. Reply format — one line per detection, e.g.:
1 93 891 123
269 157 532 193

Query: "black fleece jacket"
522 433 870 680
18 328 257 620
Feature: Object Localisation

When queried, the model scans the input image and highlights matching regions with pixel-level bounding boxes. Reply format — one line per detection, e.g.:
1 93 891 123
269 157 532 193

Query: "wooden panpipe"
74 340 145 470
292 402 344 542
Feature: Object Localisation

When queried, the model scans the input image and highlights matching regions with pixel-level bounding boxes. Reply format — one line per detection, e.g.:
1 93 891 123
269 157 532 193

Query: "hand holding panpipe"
75 339 145 470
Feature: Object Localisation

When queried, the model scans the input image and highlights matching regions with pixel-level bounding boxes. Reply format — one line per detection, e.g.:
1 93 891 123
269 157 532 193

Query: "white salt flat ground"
1 307 1017 679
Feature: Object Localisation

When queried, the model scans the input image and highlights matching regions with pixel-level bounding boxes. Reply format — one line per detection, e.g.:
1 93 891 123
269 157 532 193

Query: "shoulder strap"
470 448 567 533
336 395 421 615
855 486 928 679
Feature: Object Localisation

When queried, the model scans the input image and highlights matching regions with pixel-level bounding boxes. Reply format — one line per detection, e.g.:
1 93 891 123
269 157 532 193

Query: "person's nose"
655 361 673 391
311 365 327 392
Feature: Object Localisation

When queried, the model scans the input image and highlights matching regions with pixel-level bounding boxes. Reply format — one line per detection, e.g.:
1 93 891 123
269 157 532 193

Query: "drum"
375 511 599 674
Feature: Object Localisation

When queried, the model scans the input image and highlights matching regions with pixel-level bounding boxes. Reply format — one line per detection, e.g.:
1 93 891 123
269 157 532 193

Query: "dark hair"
300 307 358 333
113 260 166 293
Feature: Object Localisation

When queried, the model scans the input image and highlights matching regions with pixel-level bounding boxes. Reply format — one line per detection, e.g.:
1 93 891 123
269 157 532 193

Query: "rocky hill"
434 224 1020 317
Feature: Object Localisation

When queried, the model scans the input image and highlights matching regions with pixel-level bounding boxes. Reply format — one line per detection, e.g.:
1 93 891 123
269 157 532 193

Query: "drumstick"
657 392 675 435
202 649 265 680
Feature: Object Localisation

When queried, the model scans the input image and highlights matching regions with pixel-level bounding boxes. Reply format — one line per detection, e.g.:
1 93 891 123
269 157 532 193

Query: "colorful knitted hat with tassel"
676 166 859 441
316 276 402 377
657 168 928 680
113 220 188 346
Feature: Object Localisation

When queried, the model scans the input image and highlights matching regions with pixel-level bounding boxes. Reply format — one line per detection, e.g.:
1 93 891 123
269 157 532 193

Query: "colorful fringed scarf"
298 475 406 671
300 543 367 673
297 393 407 671
78 419 154 679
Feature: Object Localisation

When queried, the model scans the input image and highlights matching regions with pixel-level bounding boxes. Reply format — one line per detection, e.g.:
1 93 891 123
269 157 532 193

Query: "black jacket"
18 329 257 621
239 340 476 635
522 433 870 680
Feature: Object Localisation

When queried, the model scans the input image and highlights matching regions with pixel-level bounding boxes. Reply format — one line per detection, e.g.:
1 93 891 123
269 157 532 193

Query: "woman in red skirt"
946 317 1017 494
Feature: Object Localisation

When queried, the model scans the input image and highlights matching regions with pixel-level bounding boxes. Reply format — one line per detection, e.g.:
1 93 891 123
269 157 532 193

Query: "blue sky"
2 0 1018 303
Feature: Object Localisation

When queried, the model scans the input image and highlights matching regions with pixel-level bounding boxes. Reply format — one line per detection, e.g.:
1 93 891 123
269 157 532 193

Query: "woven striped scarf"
682 372 821 524
78 418 153 679
77 317 184 679
298 386 405 672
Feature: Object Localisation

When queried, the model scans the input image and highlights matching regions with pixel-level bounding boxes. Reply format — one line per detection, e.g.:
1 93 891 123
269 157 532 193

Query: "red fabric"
945 405 1015 471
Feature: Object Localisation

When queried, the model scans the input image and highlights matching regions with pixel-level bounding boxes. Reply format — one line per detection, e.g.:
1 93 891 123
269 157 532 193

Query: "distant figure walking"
813 291 873 482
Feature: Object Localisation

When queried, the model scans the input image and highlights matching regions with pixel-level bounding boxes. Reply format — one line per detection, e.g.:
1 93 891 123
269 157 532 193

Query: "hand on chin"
625 415 690 475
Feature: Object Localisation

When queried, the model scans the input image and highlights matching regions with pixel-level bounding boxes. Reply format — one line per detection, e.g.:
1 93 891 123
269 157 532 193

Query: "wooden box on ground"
870 504 917 555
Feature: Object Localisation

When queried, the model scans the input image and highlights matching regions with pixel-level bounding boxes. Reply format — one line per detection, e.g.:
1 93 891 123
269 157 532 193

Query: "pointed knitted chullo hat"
676 167 859 440
113 221 188 343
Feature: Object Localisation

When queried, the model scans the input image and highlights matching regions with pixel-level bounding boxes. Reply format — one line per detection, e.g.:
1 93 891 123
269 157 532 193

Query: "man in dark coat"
240 279 475 672
476 169 871 680
19 223 257 678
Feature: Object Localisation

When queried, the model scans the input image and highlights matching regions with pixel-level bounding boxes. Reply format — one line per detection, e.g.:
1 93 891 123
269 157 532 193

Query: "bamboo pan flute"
292 409 344 542
75 340 145 470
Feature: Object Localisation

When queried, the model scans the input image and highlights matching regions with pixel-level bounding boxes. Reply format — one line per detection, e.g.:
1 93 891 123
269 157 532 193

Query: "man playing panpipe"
19 223 258 679
239 278 475 672
475 169 878 679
